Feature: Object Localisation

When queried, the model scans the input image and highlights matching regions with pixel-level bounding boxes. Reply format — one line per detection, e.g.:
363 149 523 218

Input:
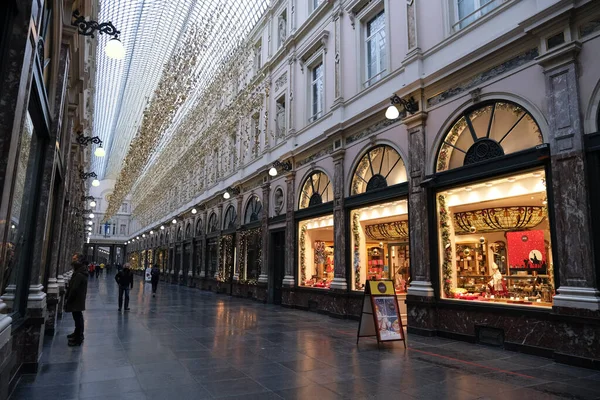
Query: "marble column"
330 150 347 290
199 210 208 278
405 111 435 298
258 183 271 283
332 4 344 106
188 241 195 287
538 43 600 311
233 195 243 281
216 203 224 280
282 172 296 286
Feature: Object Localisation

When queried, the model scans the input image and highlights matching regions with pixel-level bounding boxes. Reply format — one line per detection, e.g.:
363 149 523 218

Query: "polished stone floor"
9 273 600 400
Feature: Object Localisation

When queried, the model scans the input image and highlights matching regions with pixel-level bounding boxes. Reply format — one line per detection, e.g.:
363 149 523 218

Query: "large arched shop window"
350 145 407 195
435 100 554 308
223 206 237 230
244 195 263 224
436 100 543 172
207 212 219 233
298 170 333 209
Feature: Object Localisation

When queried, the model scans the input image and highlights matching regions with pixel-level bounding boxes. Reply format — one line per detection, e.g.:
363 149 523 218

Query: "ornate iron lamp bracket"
76 132 103 146
72 9 120 39
390 94 419 114
79 169 98 180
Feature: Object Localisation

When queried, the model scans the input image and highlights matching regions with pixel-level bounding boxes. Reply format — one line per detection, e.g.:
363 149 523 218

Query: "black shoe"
124 308 130 311
68 338 83 347
118 308 122 311
67 332 76 339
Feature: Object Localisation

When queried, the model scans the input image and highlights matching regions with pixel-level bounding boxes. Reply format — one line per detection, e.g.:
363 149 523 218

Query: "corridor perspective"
2 0 600 398
9 274 600 400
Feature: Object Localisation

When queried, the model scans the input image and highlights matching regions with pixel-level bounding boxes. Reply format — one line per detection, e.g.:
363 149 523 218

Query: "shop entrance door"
270 230 285 305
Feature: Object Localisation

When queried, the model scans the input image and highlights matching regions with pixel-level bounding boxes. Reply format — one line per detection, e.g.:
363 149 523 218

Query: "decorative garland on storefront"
238 228 261 285
438 194 453 297
352 213 362 290
299 224 307 283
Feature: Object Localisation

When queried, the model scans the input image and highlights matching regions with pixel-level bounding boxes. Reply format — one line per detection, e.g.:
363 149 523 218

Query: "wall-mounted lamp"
191 208 197 214
268 160 293 177
72 9 125 60
223 186 240 200
385 94 418 120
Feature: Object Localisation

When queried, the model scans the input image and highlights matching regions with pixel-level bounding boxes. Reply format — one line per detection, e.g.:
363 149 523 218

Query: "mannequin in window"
488 262 504 294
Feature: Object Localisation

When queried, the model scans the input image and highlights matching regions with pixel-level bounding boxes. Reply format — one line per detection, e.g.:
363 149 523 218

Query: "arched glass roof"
91 0 269 179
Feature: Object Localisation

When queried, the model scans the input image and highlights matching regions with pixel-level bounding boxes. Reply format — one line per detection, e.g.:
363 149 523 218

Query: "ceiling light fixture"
92 179 100 187
89 213 95 218
94 145 105 158
160 225 165 230
172 219 177 224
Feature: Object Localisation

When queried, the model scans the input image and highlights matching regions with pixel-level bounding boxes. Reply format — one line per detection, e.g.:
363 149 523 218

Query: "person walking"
65 253 89 346
88 262 95 278
96 263 102 278
151 264 160 297
115 263 134 311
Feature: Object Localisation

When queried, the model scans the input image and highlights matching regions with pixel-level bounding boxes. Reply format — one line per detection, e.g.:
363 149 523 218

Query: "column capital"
332 148 345 162
403 111 428 131
536 41 581 72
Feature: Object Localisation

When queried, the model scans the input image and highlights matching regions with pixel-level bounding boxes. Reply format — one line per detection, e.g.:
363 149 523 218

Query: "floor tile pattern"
9 274 600 399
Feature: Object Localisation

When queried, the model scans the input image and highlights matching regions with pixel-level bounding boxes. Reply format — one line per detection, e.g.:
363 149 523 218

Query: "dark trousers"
151 280 158 293
118 286 130 309
72 311 84 338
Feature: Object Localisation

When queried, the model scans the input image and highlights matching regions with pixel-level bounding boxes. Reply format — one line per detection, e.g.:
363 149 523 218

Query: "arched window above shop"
350 145 407 195
244 195 263 224
177 227 182 241
185 223 191 239
223 206 237 230
208 212 219 233
436 101 543 172
195 219 203 236
299 170 333 209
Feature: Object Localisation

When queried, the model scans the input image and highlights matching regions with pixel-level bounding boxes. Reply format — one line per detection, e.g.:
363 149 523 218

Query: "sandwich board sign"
357 280 406 348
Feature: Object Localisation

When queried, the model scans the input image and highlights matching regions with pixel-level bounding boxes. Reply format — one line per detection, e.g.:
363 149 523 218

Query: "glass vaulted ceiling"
91 0 269 179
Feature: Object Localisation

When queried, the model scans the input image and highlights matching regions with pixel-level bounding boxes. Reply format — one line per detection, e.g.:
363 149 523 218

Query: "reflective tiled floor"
10 274 600 399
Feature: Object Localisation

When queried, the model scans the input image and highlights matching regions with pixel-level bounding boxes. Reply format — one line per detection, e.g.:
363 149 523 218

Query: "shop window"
244 195 263 224
436 101 542 172
309 61 324 122
298 215 334 289
195 219 204 236
437 169 554 307
208 212 219 233
1 112 39 309
452 0 503 31
240 228 261 283
299 170 333 209
223 206 237 230
350 200 410 291
218 234 235 282
351 145 407 195
365 10 387 87
207 238 218 278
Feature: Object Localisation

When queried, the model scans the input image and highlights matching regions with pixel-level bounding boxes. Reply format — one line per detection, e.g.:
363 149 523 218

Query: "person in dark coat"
115 263 134 311
150 264 160 297
65 253 88 346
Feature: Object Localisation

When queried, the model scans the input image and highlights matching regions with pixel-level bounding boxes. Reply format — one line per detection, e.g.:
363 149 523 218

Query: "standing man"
65 253 89 346
151 264 160 297
115 263 134 311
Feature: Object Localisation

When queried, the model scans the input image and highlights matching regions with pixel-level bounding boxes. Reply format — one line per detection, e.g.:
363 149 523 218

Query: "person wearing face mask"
65 253 89 346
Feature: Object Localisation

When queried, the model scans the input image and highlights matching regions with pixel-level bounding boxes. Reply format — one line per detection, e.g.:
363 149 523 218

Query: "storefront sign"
357 280 406 347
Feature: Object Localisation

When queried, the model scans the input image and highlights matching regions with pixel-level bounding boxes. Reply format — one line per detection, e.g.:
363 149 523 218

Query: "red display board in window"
507 230 547 272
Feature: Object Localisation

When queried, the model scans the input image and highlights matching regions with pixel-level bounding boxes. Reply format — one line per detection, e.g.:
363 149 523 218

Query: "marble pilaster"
258 183 271 283
330 150 347 290
282 172 296 287
233 195 243 281
538 43 600 311
405 112 435 298
333 3 343 106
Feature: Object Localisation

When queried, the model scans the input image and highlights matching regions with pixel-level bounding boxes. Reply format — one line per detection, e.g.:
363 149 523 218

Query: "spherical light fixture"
269 167 278 177
89 200 96 207
191 208 197 214
105 37 125 60
92 179 100 187
136 236 140 240
160 225 165 230
150 230 154 235
172 219 177 224
142 234 146 238
89 213 94 218
94 146 105 158
88 221 93 225
385 105 400 120
223 191 230 200
87 227 92 231
11 224 15 229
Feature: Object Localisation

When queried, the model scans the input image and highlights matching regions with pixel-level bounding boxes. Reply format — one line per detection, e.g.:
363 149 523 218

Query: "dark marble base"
407 299 600 370
282 287 362 320
44 293 59 336
0 331 15 400
231 283 268 303
56 290 65 319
